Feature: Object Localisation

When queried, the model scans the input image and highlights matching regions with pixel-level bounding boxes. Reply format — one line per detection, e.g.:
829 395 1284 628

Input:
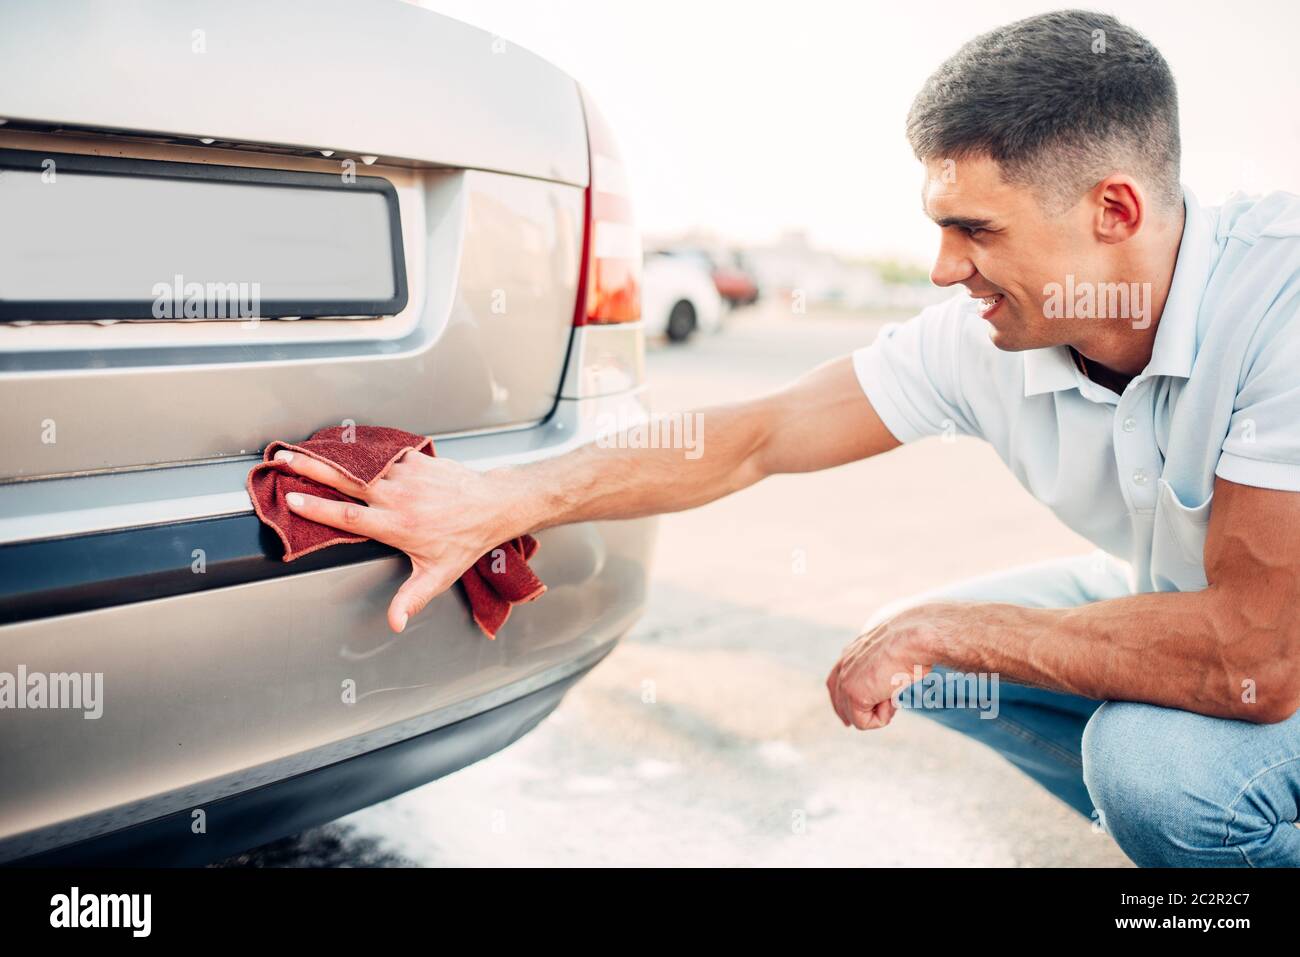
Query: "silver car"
0 0 655 864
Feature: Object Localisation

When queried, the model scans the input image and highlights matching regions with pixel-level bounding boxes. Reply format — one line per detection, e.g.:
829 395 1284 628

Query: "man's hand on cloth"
271 447 519 633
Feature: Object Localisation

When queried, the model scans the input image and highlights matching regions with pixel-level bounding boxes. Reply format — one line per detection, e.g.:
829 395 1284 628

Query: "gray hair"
906 10 1181 213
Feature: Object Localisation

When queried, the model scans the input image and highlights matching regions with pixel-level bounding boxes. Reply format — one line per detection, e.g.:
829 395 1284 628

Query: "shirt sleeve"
1216 294 1300 491
850 294 981 443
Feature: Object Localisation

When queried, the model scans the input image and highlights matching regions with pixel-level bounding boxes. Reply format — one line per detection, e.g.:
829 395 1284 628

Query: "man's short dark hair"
906 9 1181 213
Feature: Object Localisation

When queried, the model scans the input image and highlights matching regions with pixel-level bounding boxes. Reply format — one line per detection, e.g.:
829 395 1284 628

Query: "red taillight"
574 85 640 325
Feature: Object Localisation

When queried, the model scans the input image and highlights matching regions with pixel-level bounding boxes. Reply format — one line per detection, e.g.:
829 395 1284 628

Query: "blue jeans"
872 554 1300 867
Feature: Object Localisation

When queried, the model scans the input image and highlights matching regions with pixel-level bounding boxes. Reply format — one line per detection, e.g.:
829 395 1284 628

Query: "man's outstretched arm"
828 477 1300 729
275 355 900 631
500 355 901 532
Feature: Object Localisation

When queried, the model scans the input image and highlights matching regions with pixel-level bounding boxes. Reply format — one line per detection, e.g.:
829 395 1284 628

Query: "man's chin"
983 319 1035 353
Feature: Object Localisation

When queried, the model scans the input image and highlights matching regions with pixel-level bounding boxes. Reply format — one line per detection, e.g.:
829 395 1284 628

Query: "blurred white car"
641 251 723 342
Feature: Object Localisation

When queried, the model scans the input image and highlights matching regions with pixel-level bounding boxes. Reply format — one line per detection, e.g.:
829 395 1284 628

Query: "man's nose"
930 233 975 288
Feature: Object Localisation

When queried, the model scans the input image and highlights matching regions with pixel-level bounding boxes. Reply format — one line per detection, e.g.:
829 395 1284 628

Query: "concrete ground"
222 304 1132 867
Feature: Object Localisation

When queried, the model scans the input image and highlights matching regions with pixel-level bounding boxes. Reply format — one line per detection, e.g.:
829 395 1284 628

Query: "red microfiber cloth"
246 425 545 638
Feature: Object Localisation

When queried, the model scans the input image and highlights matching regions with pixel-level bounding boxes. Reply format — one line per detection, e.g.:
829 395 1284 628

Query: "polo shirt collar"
1022 342 1081 396
1142 186 1212 380
1022 185 1213 397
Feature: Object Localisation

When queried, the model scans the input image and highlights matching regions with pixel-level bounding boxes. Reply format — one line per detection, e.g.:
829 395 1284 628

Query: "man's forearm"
484 354 900 541
928 588 1298 722
488 402 769 537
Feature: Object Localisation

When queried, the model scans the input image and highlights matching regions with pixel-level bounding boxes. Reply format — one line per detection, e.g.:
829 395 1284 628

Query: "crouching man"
273 10 1300 866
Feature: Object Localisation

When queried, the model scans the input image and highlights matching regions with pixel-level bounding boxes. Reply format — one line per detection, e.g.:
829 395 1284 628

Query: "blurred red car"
655 246 760 307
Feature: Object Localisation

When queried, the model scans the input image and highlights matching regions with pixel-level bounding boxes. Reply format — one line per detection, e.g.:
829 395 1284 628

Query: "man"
271 10 1300 866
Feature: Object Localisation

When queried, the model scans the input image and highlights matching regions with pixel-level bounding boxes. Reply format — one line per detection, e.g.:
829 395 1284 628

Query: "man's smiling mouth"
971 292 1005 318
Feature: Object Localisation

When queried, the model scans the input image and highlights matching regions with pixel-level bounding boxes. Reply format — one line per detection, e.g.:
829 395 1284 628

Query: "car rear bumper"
0 370 656 864
6 647 608 867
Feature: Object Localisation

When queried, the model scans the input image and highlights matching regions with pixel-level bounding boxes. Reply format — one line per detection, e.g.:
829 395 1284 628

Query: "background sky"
418 0 1300 264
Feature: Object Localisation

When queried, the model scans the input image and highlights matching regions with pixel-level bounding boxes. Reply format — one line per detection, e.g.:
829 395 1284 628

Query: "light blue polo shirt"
853 187 1300 595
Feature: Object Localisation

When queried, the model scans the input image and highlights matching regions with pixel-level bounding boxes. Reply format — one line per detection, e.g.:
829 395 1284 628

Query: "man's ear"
1091 176 1145 244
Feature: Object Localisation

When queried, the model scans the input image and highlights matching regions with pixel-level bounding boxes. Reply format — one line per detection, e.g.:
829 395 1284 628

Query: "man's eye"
964 226 985 238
